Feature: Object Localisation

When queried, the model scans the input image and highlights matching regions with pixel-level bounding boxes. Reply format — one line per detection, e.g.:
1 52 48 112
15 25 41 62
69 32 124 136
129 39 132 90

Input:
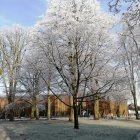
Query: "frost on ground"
0 118 139 140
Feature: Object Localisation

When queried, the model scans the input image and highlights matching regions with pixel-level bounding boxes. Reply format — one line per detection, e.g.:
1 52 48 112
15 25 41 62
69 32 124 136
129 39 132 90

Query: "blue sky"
0 0 109 27
0 0 47 27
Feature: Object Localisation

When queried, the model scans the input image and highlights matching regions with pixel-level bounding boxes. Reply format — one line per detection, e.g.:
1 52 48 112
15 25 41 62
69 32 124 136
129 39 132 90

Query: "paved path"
0 127 11 140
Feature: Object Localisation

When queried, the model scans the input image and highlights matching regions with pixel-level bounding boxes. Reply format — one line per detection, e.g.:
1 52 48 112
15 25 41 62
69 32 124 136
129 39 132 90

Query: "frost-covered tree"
0 26 28 121
109 0 140 25
19 46 47 120
28 31 55 120
119 20 140 119
109 0 140 119
34 0 116 129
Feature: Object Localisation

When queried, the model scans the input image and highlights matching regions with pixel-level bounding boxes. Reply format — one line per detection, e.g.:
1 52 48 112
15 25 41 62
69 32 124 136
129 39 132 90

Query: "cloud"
38 14 45 18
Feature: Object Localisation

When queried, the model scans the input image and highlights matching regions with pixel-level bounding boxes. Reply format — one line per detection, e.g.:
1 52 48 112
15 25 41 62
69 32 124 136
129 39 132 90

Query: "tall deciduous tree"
119 19 140 119
19 47 46 120
0 26 28 121
34 0 116 129
109 0 140 119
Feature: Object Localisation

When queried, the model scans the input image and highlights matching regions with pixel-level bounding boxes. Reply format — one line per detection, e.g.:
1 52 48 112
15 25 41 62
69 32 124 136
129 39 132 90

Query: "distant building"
0 95 129 118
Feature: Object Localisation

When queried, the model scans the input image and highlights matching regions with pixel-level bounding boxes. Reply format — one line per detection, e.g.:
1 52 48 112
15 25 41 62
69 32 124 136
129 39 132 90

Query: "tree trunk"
35 95 39 120
73 99 79 129
133 93 139 120
9 109 14 121
131 81 139 120
94 95 99 120
8 95 14 121
47 89 51 120
31 98 35 119
31 106 35 119
69 95 74 122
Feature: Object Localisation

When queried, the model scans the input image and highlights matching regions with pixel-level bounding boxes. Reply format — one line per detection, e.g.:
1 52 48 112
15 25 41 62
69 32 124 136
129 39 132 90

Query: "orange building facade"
48 96 128 118
0 98 8 109
0 95 128 118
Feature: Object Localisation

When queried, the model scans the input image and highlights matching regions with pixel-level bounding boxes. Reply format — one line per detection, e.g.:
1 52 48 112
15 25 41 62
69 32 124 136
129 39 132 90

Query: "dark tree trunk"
8 96 14 121
9 109 14 121
73 99 79 129
133 93 139 120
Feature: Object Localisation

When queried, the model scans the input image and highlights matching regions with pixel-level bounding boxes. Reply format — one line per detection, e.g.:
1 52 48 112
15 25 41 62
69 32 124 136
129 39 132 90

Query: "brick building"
48 96 128 118
0 95 128 118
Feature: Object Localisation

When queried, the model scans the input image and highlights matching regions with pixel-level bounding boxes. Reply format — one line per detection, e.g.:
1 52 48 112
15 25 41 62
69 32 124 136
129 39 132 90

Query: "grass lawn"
0 118 139 140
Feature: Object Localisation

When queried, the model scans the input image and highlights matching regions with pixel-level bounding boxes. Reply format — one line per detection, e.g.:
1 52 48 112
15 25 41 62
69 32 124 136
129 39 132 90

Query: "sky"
0 0 110 27
0 0 47 27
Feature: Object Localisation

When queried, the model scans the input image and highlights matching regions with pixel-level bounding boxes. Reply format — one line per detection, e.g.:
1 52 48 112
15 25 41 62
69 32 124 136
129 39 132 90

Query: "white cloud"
38 14 45 18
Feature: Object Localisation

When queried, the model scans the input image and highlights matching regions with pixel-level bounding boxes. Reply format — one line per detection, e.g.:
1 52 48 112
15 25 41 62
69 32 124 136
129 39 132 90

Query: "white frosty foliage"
32 0 118 97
